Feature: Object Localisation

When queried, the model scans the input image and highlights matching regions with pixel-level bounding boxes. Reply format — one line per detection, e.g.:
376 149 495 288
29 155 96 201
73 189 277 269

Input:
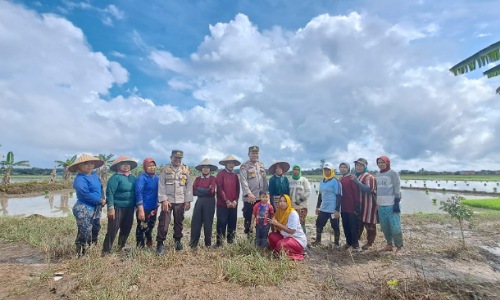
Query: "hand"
161 201 171 212
231 201 237 208
315 208 320 215
333 211 340 219
137 206 145 222
393 198 401 213
269 218 277 226
100 199 106 207
248 193 256 203
107 208 115 220
185 202 191 211
354 204 361 216
349 174 358 182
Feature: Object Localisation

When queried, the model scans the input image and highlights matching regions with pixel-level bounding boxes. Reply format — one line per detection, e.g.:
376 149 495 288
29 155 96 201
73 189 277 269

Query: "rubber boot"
175 239 183 251
334 232 340 249
156 241 164 255
312 232 322 246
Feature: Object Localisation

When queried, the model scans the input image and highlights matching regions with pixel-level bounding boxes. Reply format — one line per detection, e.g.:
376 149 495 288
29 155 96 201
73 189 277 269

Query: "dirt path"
1 217 499 299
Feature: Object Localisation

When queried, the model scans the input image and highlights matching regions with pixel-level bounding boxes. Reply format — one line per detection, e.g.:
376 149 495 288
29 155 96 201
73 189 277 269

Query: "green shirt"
106 173 136 210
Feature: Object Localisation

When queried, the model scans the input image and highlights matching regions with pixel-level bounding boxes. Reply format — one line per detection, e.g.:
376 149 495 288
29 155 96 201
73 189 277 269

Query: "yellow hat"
68 154 104 173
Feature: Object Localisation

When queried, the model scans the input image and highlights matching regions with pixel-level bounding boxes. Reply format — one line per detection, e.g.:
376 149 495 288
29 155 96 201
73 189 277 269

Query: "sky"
1 0 500 171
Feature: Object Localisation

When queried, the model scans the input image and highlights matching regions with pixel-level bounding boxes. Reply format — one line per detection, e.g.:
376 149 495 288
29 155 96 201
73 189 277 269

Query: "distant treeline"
2 167 59 176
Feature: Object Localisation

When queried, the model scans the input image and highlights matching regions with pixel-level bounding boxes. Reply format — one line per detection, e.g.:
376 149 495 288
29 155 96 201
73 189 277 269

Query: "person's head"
143 158 156 175
68 154 104 174
278 194 291 211
259 190 270 204
195 158 218 175
219 154 241 172
269 161 290 176
376 156 391 172
293 165 301 176
170 150 183 167
322 162 335 180
248 146 259 162
354 158 368 174
339 162 350 175
110 155 138 173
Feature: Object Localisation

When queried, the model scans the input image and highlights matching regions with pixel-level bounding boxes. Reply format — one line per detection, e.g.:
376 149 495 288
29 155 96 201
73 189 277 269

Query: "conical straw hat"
68 154 104 173
195 158 218 172
269 161 290 175
218 154 241 166
110 155 138 172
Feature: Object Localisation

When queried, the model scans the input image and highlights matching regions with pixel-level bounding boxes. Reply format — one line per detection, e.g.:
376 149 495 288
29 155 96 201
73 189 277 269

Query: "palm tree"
450 40 500 94
55 155 77 181
1 151 30 185
97 154 114 185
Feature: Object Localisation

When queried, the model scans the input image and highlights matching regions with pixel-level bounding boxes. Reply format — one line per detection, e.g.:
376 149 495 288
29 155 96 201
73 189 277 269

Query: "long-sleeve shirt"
289 176 311 210
73 172 103 207
356 173 377 224
253 202 274 226
239 160 268 202
268 175 290 202
106 173 136 209
135 172 159 211
193 175 216 198
216 169 240 207
339 175 360 213
316 178 342 213
158 164 193 204
376 169 401 206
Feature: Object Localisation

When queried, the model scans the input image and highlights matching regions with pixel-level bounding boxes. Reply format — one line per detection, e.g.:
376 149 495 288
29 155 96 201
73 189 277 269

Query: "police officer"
239 146 268 237
156 150 193 254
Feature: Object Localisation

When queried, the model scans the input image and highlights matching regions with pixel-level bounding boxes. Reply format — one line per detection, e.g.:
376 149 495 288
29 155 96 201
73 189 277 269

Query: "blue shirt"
73 172 102 207
318 178 342 213
135 172 159 210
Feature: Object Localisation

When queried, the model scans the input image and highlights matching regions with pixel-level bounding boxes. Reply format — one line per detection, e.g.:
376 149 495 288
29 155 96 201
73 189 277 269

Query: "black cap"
248 146 259 153
171 150 183 158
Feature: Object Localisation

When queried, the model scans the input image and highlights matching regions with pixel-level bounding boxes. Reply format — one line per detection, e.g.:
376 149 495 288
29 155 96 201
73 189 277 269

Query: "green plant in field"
440 195 474 249
1 151 30 185
55 155 77 181
462 198 500 211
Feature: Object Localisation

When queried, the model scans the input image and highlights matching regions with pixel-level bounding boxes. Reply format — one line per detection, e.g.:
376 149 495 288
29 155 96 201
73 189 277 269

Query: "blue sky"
1 0 500 171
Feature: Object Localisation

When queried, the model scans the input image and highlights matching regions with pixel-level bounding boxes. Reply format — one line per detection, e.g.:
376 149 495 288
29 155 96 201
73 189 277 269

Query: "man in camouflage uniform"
239 146 268 237
156 150 193 254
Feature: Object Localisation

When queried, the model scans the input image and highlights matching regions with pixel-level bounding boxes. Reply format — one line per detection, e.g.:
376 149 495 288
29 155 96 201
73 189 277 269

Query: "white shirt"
280 211 307 248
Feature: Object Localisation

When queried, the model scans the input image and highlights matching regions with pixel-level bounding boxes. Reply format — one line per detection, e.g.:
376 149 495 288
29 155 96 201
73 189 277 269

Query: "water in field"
1 183 496 217
401 179 500 193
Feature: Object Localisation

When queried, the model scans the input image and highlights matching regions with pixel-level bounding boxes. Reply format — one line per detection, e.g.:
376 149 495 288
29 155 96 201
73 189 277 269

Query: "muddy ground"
0 214 499 300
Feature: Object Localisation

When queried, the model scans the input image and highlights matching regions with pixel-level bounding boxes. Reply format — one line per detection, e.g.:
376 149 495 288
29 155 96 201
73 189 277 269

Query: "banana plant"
55 155 77 181
450 40 500 94
97 154 114 185
1 151 30 185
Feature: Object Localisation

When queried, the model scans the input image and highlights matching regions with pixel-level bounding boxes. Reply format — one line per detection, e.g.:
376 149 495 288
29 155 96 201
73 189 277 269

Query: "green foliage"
440 195 474 248
461 198 500 211
1 151 30 168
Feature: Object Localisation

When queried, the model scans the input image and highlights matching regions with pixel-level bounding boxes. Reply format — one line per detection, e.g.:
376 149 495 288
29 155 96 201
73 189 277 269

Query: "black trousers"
316 210 340 237
156 203 185 243
102 206 135 253
216 205 238 244
341 212 360 248
189 197 216 247
243 200 259 234
135 208 158 247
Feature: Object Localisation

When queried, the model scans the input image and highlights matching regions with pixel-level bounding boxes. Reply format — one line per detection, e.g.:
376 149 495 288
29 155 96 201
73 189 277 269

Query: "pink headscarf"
377 156 391 173
143 158 156 175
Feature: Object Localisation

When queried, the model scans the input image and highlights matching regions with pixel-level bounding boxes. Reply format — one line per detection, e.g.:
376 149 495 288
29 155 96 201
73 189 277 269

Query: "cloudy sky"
1 0 500 171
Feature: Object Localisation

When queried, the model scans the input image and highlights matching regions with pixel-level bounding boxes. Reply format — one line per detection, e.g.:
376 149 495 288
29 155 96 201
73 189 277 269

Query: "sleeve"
106 175 118 210
134 174 145 207
193 177 200 195
73 176 101 206
268 176 275 196
209 176 217 196
354 176 372 193
235 174 240 201
185 170 193 203
239 164 251 196
216 172 227 202
351 180 361 206
302 178 311 200
281 211 299 237
262 168 269 192
158 170 168 202
392 171 402 199
316 192 322 209
284 177 290 195
269 204 275 218
253 203 258 218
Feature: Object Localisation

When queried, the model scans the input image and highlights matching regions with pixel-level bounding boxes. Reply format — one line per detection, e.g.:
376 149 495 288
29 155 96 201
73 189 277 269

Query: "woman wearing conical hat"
189 159 218 248
69 154 105 257
102 155 138 254
215 155 241 246
268 161 290 212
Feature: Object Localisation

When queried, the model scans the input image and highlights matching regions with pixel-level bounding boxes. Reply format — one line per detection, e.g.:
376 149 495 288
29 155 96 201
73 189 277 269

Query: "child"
375 156 403 255
253 190 275 248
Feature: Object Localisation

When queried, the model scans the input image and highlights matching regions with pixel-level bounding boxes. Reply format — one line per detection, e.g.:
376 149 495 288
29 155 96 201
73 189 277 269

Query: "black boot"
334 233 340 249
156 241 164 255
312 232 322 246
175 239 183 251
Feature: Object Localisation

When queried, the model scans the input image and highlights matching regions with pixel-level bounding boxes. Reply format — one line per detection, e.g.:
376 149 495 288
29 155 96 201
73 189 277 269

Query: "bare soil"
0 216 499 299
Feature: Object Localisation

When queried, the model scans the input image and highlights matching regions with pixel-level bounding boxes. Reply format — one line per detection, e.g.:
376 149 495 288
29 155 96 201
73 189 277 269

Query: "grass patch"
462 198 500 211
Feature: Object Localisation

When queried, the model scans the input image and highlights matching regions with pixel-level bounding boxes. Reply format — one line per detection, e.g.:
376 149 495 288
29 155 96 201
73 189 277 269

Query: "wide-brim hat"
68 154 104 173
354 158 368 167
219 154 241 166
110 155 138 172
269 161 290 175
195 158 218 172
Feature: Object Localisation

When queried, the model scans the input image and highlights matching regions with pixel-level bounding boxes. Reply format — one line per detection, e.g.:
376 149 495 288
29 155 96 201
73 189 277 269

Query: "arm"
185 172 194 203
284 177 290 195
158 170 168 203
302 178 311 200
193 177 200 196
239 165 251 196
216 172 227 202
392 171 402 199
268 176 275 197
105 175 118 211
134 174 145 208
74 176 101 206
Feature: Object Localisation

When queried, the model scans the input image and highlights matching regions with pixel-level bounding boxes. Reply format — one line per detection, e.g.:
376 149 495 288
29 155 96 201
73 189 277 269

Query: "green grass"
462 198 500 211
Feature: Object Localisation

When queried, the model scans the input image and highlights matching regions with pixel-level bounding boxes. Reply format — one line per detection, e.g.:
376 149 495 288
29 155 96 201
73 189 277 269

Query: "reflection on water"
1 183 496 218
401 179 500 193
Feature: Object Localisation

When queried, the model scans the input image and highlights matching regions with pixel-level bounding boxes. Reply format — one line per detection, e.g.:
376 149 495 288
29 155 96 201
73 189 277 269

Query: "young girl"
376 156 403 255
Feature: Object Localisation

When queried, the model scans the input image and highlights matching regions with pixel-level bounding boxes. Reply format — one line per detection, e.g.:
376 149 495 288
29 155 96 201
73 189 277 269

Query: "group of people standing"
69 145 403 260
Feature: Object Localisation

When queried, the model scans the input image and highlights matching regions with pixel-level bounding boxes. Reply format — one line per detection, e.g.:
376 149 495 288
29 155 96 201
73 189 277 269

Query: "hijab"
275 194 295 226
339 162 350 177
377 156 391 173
322 165 336 181
143 158 156 175
292 164 302 180
354 162 368 177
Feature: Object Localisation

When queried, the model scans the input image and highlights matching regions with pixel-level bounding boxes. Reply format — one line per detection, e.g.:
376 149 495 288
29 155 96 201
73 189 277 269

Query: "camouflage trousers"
73 202 101 253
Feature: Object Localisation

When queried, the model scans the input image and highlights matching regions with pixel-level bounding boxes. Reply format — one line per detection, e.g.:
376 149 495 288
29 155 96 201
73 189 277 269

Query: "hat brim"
68 160 104 173
219 159 241 166
110 160 138 172
195 165 218 172
269 162 290 175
